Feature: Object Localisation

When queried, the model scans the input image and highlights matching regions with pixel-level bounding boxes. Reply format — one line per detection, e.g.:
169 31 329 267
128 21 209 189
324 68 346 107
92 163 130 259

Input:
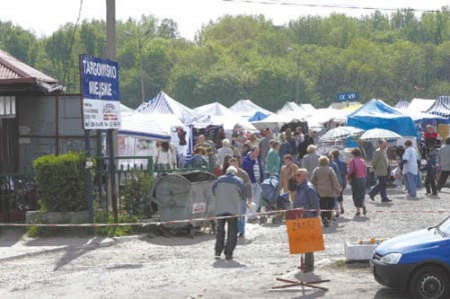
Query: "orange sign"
286 217 325 254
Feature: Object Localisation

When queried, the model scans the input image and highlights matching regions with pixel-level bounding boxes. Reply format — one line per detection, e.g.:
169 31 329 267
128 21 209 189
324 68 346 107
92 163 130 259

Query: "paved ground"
0 187 449 299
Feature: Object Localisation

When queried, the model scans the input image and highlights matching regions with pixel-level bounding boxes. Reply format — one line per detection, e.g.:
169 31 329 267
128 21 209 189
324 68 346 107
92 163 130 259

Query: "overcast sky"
1 0 449 40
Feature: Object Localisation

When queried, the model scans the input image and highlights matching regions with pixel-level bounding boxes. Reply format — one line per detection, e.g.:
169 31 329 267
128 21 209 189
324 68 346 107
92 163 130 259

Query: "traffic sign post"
79 54 121 223
80 54 121 130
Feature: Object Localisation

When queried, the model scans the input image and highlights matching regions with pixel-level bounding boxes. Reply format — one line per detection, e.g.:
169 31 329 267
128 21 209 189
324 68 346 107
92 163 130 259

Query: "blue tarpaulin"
346 99 417 137
248 111 269 122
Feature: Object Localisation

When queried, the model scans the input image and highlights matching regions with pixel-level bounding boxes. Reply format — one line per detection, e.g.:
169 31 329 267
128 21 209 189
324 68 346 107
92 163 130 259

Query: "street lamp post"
136 28 146 103
288 47 301 104
295 51 300 104
125 28 147 103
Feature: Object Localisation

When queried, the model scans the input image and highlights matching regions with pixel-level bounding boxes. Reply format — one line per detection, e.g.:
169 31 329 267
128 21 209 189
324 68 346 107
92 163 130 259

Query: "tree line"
0 8 449 111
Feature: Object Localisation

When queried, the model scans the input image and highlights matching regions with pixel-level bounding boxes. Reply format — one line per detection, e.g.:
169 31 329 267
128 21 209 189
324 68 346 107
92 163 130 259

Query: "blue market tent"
347 99 417 137
248 111 269 122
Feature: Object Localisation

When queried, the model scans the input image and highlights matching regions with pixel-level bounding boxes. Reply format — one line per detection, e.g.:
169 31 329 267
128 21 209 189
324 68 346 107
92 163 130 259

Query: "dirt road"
0 188 449 298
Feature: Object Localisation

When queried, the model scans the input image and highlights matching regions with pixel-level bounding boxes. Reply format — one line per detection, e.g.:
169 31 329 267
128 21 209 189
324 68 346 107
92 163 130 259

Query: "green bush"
120 170 155 217
94 210 143 237
33 152 89 212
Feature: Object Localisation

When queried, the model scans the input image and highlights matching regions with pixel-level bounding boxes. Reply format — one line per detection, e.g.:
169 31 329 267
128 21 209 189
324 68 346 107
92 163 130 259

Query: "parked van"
371 216 450 299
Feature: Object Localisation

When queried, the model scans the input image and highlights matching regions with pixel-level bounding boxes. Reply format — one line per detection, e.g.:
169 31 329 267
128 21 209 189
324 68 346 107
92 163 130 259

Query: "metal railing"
0 173 37 222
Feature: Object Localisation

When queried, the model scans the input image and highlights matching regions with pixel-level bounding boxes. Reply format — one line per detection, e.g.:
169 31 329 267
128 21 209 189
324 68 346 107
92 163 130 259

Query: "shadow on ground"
373 287 409 298
269 271 328 299
212 258 246 268
145 231 215 247
0 228 26 247
25 235 106 247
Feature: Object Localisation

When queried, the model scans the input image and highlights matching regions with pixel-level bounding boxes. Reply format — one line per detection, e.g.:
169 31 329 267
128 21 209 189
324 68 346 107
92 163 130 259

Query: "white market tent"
136 90 198 124
251 110 306 130
277 101 301 114
395 98 442 122
277 101 316 115
409 98 435 112
120 103 135 116
193 102 257 133
229 99 273 121
119 112 171 141
308 108 348 129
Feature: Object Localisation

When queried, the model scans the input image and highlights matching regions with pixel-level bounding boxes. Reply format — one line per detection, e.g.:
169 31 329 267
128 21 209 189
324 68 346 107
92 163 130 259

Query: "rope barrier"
0 208 448 227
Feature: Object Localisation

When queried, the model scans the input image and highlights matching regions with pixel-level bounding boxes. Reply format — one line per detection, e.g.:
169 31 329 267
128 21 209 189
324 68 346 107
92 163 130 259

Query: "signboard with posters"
80 54 120 129
336 92 359 102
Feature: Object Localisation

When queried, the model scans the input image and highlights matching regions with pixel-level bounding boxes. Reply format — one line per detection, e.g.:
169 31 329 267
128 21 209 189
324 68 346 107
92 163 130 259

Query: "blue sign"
80 54 120 101
336 92 359 102
80 55 121 130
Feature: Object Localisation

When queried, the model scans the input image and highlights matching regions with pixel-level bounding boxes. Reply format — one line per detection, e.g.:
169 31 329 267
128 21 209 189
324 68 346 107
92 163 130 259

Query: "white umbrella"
319 126 364 142
359 128 402 141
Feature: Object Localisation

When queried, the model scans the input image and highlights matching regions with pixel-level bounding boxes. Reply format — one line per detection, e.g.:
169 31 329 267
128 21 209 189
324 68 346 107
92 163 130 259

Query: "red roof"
0 49 58 83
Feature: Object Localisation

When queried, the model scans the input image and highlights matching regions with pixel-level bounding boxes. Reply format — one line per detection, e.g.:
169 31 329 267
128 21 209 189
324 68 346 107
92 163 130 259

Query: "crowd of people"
156 124 449 265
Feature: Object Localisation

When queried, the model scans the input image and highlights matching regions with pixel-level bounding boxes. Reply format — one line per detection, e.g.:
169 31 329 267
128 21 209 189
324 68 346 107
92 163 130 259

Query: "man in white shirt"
402 140 419 199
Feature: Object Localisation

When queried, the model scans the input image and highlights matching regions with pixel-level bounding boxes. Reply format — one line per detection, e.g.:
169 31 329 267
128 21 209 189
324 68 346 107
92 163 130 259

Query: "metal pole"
84 130 94 223
107 130 118 222
137 29 146 103
79 54 94 224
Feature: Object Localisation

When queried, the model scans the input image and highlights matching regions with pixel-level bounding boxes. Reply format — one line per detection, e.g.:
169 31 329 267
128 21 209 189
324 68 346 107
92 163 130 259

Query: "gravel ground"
0 187 449 299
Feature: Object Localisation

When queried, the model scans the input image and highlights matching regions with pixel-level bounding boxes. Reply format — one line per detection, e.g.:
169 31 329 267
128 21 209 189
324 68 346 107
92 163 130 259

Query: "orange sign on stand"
286 215 325 254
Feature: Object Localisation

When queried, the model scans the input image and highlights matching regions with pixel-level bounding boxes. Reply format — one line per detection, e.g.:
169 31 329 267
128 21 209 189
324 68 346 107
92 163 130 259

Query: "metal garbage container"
151 171 217 235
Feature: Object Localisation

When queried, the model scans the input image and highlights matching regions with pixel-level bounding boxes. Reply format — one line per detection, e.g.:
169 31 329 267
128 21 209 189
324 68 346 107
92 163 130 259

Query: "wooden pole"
106 0 118 222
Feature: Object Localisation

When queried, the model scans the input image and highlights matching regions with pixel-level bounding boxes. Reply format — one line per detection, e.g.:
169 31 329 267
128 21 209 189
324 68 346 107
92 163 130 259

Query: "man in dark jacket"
293 168 320 272
212 166 246 260
241 147 264 220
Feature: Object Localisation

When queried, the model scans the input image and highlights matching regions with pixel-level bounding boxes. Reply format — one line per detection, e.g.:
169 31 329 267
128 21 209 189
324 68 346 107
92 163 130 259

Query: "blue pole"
84 129 94 223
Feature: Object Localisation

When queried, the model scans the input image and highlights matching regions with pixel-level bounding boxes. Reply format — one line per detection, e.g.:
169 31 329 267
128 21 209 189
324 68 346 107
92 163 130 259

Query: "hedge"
33 152 88 212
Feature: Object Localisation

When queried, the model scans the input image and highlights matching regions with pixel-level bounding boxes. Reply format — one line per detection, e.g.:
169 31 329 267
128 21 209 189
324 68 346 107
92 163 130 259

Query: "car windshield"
438 217 450 236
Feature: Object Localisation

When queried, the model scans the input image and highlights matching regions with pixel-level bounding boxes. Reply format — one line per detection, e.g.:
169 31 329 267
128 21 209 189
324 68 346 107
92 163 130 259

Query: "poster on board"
80 54 120 130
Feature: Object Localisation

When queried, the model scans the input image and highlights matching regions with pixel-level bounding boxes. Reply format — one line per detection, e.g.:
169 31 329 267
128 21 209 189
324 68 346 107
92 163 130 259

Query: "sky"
0 0 449 40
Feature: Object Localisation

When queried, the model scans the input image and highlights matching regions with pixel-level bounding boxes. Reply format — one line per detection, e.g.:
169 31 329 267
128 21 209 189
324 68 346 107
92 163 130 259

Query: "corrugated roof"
0 63 20 80
0 49 58 83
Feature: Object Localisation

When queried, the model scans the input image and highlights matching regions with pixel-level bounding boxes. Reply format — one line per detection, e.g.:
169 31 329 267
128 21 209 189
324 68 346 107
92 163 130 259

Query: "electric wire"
62 0 84 89
222 0 440 13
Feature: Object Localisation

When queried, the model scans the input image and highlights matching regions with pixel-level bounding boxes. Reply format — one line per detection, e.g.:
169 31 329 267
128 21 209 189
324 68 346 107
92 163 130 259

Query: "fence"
0 155 214 222
0 173 37 222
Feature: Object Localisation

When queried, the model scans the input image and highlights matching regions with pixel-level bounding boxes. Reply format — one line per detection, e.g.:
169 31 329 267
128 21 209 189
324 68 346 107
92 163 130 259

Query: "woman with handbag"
347 148 368 216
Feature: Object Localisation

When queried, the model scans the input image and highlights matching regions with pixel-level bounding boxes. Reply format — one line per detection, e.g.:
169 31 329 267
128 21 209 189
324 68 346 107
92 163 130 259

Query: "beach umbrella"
359 128 402 141
319 126 364 142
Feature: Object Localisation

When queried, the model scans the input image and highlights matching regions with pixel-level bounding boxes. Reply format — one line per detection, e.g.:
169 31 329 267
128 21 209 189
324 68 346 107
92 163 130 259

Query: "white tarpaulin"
277 102 316 115
229 99 273 121
119 113 171 141
409 98 435 112
193 102 257 133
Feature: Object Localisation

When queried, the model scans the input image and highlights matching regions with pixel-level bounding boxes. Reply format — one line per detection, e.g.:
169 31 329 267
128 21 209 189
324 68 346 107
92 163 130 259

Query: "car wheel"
409 265 449 299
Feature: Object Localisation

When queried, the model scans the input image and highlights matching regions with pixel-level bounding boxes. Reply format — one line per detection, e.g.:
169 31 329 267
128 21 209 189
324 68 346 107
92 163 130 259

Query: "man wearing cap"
216 138 234 167
212 166 246 260
293 168 320 272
